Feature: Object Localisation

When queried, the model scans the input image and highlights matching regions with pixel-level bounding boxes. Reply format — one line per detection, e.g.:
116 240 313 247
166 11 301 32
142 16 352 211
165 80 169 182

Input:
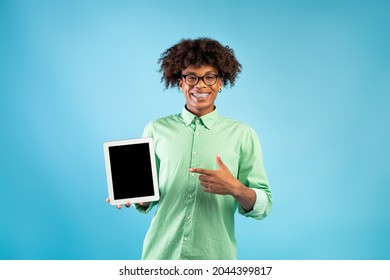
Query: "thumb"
216 154 226 170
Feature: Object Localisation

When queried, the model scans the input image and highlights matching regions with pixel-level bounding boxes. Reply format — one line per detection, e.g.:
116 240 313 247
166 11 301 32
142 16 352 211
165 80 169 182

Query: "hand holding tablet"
103 137 160 206
105 197 150 209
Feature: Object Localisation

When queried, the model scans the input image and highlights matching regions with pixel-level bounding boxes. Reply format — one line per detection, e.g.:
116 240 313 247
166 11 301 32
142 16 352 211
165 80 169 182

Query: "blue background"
1 0 389 260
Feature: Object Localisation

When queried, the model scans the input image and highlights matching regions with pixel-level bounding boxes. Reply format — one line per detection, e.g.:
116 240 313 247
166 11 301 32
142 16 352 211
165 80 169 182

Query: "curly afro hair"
158 37 242 89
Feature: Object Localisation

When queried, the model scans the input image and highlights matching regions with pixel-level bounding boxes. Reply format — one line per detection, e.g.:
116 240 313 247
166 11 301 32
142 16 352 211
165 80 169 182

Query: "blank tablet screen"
108 143 154 199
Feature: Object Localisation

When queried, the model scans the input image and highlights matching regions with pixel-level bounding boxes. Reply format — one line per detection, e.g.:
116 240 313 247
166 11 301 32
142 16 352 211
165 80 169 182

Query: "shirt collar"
181 106 220 130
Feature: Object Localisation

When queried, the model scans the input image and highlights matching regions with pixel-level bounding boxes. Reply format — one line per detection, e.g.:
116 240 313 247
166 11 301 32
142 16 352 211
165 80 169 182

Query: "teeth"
192 93 209 98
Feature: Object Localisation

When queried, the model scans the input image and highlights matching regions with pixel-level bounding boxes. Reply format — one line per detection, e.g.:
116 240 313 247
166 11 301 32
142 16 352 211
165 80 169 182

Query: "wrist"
230 180 245 198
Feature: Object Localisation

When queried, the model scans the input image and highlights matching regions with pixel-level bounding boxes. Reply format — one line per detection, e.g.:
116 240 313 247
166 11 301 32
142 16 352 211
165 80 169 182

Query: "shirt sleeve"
237 126 273 220
134 121 159 214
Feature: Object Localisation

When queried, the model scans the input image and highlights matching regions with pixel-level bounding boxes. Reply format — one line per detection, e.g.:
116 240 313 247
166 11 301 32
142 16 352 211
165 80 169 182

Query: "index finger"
188 167 213 175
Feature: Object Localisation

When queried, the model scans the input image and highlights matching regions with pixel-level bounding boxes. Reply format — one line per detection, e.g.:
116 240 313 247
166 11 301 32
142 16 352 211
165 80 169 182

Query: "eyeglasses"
181 73 219 86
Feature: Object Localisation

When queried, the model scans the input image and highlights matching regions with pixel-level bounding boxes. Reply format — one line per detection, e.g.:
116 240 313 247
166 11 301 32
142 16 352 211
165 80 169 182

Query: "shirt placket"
181 118 202 258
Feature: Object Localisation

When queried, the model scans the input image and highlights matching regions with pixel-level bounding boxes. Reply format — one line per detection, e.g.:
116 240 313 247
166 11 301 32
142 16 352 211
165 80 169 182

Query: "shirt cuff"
134 201 157 214
238 188 269 219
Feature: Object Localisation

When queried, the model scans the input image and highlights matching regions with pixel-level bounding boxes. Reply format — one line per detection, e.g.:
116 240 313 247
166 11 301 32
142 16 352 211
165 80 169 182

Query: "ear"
178 78 184 91
217 77 223 91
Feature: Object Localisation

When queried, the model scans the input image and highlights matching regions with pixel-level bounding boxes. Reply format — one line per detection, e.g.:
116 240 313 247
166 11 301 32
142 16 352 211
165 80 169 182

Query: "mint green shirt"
136 107 272 260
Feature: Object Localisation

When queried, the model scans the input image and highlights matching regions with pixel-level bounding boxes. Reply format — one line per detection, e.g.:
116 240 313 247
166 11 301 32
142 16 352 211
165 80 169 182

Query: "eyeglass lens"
184 74 218 86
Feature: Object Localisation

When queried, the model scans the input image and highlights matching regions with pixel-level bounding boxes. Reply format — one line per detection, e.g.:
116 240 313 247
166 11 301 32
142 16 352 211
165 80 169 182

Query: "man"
108 37 272 260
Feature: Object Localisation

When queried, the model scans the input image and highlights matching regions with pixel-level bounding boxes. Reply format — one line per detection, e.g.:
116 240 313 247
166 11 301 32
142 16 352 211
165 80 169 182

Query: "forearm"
231 182 256 212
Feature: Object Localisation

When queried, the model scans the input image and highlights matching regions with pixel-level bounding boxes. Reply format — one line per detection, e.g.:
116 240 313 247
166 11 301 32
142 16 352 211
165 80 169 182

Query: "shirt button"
183 237 188 241
193 151 198 155
188 194 193 199
186 216 191 221
191 173 195 177
195 132 199 135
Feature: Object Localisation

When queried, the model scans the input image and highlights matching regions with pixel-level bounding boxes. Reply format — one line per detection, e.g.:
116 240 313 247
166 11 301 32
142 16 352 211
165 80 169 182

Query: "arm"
189 154 256 211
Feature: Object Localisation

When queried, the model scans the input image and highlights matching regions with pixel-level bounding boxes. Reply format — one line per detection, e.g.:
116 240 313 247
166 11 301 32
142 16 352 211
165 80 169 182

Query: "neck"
185 105 215 117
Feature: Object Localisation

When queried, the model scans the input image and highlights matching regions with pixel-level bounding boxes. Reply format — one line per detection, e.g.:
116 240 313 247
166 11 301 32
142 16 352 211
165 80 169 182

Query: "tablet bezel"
103 137 159 206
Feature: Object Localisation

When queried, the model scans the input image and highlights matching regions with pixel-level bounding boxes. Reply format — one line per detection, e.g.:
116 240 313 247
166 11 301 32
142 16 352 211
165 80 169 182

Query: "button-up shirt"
135 107 272 259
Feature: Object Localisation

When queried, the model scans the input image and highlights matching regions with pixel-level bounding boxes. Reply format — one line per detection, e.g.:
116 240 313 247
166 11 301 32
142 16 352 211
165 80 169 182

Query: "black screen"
108 143 155 199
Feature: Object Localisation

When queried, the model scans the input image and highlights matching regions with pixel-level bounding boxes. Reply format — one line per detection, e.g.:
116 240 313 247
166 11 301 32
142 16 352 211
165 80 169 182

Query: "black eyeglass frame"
181 74 220 86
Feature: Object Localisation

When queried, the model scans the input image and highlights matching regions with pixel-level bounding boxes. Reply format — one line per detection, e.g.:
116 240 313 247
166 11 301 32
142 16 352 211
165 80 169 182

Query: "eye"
204 75 216 80
186 75 197 81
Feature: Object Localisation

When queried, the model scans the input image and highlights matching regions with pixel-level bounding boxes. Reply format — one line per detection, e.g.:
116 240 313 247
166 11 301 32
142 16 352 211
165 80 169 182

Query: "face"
179 64 222 117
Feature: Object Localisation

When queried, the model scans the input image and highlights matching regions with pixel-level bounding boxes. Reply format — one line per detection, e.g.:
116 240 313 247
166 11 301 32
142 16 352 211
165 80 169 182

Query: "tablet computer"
103 137 159 206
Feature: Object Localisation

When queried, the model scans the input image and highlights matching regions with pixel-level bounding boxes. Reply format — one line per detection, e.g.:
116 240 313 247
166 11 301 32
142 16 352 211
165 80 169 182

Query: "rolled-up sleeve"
237 127 272 220
238 188 272 220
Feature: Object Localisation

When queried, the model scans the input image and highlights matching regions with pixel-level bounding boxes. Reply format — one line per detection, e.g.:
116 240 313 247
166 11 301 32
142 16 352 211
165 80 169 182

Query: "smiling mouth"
191 93 210 99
